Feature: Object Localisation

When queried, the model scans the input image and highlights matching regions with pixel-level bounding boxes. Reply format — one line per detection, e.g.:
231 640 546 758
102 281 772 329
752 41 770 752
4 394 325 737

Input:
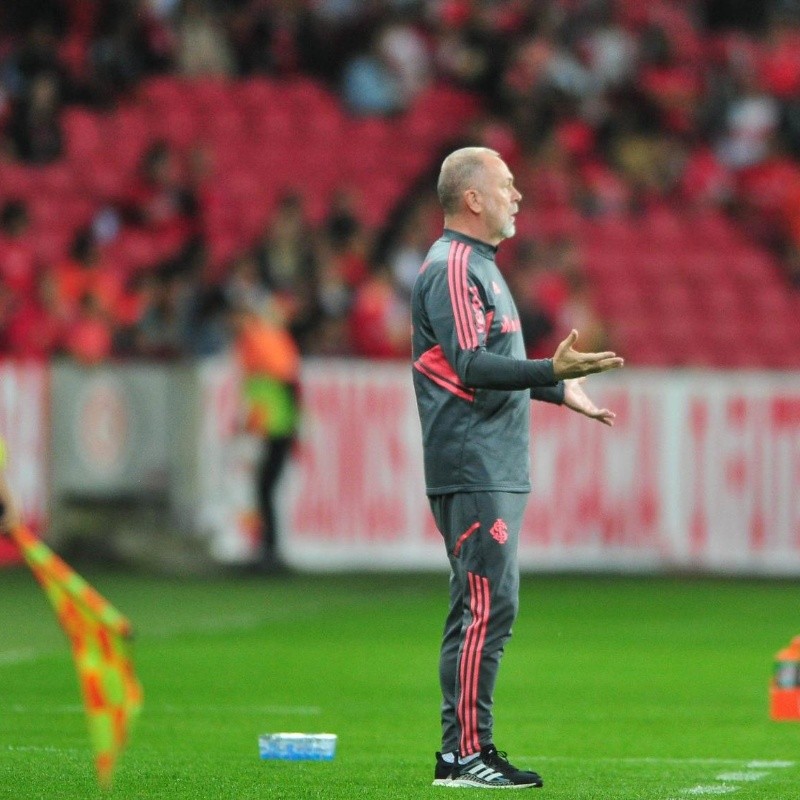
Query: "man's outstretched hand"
563 377 616 426
552 329 624 379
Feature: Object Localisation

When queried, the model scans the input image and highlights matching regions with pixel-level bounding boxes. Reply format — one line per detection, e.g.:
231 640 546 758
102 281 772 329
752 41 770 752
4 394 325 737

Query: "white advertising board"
0 362 49 563
280 363 800 575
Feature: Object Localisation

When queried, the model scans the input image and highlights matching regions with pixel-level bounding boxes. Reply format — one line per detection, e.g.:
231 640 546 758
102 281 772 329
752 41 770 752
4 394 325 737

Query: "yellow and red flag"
9 526 143 790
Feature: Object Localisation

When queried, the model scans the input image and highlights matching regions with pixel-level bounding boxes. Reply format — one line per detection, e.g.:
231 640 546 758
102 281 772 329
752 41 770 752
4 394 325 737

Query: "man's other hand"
563 377 616 426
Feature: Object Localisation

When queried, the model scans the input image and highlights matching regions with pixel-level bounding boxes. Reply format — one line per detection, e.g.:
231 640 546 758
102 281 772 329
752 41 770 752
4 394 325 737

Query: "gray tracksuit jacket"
411 229 564 496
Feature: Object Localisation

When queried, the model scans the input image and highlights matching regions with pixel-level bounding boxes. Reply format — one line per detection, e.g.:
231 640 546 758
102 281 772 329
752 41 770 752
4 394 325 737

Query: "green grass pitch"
1 568 799 799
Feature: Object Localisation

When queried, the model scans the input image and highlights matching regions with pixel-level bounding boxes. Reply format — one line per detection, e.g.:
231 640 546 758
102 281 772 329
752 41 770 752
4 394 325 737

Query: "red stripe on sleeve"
447 241 470 350
459 245 478 349
413 345 475 402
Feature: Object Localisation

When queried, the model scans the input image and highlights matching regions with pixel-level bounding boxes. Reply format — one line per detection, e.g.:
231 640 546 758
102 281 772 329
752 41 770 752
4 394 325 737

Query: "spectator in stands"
256 193 316 296
4 271 66 361
716 64 781 169
7 71 63 164
133 267 195 358
0 201 38 300
123 140 199 256
504 241 556 359
253 192 319 350
112 272 159 355
226 0 315 76
310 252 354 355
190 284 230 356
51 228 122 319
375 15 432 105
303 188 373 354
430 1 505 96
387 209 434 299
230 300 300 573
341 38 405 115
557 269 609 354
63 291 115 365
89 0 174 105
761 3 800 105
677 139 735 209
348 262 411 359
638 24 701 137
322 187 370 287
8 15 66 84
176 0 235 77
227 253 272 316
0 285 16 352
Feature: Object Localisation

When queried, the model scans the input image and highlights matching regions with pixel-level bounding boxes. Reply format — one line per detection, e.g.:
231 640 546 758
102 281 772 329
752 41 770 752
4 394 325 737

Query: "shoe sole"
447 777 542 789
432 778 454 787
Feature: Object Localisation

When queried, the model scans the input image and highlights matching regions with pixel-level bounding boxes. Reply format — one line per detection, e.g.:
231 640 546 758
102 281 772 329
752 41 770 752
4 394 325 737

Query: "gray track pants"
429 490 529 757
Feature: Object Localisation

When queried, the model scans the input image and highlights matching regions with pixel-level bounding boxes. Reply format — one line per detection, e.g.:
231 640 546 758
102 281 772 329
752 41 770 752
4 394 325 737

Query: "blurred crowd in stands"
1 0 800 365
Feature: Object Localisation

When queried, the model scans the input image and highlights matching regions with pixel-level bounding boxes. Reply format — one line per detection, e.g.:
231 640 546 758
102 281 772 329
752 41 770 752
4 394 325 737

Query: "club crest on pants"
489 518 508 544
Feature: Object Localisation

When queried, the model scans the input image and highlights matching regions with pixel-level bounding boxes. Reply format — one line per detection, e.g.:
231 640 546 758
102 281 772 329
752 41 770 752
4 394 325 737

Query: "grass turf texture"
0 570 799 799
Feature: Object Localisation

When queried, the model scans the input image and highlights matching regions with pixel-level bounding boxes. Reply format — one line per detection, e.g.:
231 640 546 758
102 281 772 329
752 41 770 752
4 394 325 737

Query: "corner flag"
9 526 143 790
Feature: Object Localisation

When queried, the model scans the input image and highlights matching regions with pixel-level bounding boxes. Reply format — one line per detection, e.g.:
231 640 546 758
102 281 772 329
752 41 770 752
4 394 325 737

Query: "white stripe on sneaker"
479 767 500 780
464 764 507 783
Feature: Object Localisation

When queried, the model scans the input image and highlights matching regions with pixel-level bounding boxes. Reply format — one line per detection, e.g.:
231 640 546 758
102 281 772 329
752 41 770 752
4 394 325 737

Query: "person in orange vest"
230 299 301 573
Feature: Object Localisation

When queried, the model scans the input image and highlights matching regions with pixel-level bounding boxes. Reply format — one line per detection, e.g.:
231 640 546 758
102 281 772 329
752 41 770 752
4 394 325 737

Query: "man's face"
477 156 522 243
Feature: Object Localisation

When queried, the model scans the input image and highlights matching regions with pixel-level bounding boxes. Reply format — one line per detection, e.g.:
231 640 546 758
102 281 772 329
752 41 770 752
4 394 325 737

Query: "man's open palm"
563 377 616 426
552 329 624 379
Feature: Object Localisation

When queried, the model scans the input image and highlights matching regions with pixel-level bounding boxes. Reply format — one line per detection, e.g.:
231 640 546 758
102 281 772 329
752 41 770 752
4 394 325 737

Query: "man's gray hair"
437 147 499 215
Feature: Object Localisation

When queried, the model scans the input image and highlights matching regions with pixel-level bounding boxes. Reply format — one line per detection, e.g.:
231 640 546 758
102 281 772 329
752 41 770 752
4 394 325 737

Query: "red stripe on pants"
458 572 490 756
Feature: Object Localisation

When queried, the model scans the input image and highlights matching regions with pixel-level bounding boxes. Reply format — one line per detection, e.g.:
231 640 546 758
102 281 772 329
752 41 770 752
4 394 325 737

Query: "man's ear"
464 188 482 214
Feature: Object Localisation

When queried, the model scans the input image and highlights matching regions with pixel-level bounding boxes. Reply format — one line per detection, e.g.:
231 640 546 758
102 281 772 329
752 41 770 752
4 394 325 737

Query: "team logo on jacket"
469 285 486 334
490 519 508 544
500 315 521 333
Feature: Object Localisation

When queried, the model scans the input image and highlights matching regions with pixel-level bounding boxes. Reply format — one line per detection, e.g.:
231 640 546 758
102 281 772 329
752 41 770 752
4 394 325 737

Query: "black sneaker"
432 751 456 786
451 745 543 789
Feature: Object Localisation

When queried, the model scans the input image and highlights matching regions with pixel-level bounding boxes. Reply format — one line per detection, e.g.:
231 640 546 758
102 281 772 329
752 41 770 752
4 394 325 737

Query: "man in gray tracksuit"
411 147 624 789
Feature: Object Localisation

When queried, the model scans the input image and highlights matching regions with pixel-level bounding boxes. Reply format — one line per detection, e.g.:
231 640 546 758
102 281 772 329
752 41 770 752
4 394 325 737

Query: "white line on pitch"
0 606 332 668
521 756 795 766
157 704 322 716
5 704 83 714
0 595 368 661
680 787 738 796
2 703 322 716
0 648 51 665
715 772 768 782
5 745 84 753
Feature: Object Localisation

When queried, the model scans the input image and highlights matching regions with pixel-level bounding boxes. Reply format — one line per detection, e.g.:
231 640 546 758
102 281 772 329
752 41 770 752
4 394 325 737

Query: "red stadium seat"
186 77 232 115
138 76 185 111
0 162 35 198
62 108 104 161
641 206 686 244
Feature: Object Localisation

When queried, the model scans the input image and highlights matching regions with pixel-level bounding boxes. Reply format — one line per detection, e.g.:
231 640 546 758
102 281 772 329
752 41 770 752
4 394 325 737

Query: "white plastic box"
258 733 337 761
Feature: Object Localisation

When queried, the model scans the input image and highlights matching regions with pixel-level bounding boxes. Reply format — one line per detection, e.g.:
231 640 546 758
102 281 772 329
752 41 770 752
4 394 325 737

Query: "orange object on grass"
770 636 800 721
